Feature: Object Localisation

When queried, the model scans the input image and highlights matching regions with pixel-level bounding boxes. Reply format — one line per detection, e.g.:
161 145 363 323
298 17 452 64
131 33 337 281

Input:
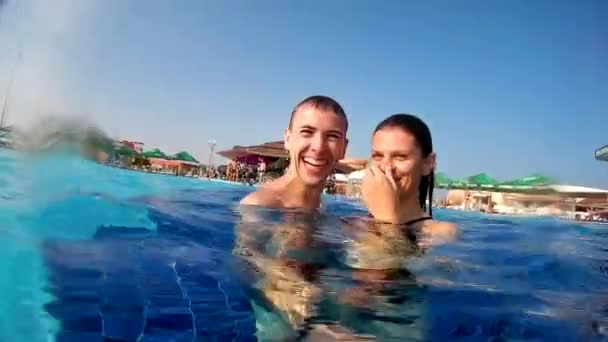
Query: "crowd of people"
574 210 608 224
225 158 267 184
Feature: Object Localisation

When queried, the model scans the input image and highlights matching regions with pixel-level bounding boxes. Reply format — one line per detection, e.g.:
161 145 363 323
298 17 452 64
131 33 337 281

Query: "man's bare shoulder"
240 186 283 207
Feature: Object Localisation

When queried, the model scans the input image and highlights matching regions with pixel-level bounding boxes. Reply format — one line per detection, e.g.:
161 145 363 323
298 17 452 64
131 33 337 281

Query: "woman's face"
370 127 435 197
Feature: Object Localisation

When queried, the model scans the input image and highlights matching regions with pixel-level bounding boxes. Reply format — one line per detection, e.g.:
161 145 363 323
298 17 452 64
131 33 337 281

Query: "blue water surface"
0 149 607 341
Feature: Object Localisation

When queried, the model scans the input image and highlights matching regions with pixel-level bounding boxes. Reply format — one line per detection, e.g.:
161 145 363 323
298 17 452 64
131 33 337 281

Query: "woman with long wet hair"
361 113 456 243
330 114 457 340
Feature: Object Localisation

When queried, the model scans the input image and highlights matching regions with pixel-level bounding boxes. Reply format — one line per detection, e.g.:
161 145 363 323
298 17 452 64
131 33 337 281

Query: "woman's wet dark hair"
373 114 434 217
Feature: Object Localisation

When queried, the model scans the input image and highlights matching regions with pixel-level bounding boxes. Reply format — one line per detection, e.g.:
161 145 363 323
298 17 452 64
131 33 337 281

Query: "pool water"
0 149 607 341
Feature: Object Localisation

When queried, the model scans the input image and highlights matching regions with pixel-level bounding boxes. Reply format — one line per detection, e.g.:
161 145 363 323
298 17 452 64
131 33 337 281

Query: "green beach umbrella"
520 174 553 186
467 173 499 189
451 177 470 189
172 151 199 164
116 145 138 157
434 172 454 188
500 173 554 187
498 173 555 192
143 148 168 159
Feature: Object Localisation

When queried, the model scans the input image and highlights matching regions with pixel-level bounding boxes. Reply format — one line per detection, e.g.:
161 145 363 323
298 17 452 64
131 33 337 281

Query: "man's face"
284 104 348 186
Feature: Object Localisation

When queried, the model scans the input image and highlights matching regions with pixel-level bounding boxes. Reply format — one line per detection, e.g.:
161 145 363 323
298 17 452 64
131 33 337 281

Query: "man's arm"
233 204 325 331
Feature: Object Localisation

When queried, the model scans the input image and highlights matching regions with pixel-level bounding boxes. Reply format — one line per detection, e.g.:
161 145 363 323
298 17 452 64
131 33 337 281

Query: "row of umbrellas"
434 172 555 192
117 145 555 193
116 147 199 164
143 148 199 164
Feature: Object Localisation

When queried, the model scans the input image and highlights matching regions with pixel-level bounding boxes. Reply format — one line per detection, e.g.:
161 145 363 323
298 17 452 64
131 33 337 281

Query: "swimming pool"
0 149 606 341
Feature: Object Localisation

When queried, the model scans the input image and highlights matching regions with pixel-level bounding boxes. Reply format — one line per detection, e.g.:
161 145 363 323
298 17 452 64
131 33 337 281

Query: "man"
240 95 348 209
235 96 373 340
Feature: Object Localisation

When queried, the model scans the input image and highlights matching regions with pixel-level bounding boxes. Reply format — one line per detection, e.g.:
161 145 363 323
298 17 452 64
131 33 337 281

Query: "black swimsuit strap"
403 216 433 226
367 214 432 226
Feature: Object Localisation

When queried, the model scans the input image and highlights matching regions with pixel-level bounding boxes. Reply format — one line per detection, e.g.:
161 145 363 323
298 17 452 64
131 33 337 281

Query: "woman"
332 114 458 339
360 113 456 244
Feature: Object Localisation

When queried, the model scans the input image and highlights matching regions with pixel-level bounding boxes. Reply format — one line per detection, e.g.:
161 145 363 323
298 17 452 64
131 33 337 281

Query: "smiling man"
240 95 349 210
236 96 376 340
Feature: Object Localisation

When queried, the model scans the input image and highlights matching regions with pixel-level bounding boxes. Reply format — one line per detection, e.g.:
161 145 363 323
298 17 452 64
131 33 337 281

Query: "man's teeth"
303 158 327 167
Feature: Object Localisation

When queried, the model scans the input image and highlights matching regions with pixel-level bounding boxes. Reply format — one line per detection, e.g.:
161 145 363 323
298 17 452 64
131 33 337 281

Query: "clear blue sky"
1 0 607 187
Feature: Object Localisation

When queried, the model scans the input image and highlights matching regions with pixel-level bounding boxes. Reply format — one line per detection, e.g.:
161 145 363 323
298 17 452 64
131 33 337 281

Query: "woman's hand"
361 165 401 224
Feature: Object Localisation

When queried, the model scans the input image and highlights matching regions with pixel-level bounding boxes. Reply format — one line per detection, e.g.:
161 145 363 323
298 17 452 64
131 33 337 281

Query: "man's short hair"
289 95 349 132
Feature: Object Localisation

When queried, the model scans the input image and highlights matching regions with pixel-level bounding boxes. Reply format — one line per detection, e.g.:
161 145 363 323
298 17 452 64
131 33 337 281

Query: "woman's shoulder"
419 219 458 244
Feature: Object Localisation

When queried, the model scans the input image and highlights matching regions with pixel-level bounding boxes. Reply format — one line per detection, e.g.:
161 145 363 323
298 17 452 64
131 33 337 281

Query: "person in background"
246 164 255 185
258 158 267 183
226 160 235 181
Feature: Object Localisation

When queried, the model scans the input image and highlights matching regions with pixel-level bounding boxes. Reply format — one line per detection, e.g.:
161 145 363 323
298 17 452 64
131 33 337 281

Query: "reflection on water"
0 149 607 341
